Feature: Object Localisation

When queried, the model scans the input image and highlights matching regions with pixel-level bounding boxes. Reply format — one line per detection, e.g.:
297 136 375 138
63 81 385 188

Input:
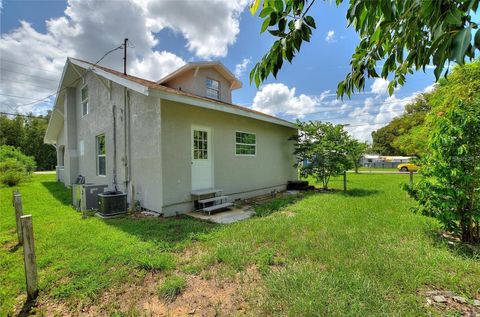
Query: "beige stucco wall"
163 68 232 103
161 99 298 216
55 68 297 216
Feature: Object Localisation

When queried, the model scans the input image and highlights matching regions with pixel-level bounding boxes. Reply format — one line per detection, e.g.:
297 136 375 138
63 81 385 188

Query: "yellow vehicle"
397 163 419 172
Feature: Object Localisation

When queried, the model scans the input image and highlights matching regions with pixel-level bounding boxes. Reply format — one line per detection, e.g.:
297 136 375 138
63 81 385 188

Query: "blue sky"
0 0 466 141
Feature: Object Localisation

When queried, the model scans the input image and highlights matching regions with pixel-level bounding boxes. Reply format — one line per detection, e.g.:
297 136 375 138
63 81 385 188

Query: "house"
44 58 298 216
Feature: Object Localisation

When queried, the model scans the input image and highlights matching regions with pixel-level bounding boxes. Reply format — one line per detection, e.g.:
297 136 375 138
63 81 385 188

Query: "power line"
0 93 40 100
1 43 125 111
0 77 55 90
0 68 58 82
0 111 48 119
0 59 60 73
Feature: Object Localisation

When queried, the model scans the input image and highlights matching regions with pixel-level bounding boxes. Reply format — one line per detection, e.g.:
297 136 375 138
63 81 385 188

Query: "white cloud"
0 0 249 114
370 78 390 94
423 83 436 93
144 0 248 58
234 57 250 78
325 30 335 43
129 51 185 81
252 83 320 118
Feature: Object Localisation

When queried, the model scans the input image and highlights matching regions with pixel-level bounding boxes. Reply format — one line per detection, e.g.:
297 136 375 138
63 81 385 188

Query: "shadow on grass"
41 181 71 206
16 298 36 317
426 230 480 260
254 193 310 217
103 215 219 245
340 188 381 197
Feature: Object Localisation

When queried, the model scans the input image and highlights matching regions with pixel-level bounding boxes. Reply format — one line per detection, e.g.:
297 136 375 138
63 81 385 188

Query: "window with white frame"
206 78 220 99
235 131 256 155
96 134 106 176
81 84 89 116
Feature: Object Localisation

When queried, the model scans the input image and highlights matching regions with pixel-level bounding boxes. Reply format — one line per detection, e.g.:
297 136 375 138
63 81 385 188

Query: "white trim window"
235 131 256 156
81 84 89 116
96 134 106 176
206 78 220 99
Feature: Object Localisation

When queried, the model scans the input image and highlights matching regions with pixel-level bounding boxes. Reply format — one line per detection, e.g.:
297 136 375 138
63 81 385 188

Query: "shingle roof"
70 57 294 126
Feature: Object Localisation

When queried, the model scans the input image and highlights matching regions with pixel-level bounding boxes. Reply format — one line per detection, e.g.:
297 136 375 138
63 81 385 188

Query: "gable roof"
44 57 297 144
157 61 242 90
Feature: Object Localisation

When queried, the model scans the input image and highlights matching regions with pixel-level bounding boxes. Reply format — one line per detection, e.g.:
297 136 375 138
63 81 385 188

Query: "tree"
0 113 56 171
372 94 431 156
291 121 352 190
371 60 480 157
347 139 368 173
249 0 480 96
404 100 480 243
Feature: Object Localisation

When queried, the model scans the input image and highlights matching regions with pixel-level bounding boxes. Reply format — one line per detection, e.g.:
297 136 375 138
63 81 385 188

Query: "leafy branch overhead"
249 0 480 97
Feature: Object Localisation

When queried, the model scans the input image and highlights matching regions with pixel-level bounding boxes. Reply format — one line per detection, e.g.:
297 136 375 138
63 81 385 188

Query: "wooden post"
409 171 413 185
12 189 18 207
20 215 38 300
343 171 347 192
14 194 24 245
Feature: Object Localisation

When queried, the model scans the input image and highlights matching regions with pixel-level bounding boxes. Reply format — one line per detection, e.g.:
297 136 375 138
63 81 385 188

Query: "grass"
0 174 216 315
157 275 187 301
1 173 479 316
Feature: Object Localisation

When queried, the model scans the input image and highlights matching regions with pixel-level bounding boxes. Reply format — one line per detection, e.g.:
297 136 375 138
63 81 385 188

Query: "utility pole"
123 38 128 75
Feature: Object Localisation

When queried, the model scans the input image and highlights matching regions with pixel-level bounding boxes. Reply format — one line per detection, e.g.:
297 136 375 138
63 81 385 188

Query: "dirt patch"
420 288 480 316
34 266 261 317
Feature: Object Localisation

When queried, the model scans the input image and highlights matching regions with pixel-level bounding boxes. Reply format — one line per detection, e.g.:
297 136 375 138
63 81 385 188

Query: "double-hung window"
235 131 256 156
96 134 106 176
81 84 89 116
206 78 220 99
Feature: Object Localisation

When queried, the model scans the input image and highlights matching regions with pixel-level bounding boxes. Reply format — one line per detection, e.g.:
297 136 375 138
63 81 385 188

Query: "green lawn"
1 174 479 316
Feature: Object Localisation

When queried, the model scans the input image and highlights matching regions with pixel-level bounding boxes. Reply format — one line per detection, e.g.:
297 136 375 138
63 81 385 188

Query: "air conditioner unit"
97 192 127 217
80 184 108 211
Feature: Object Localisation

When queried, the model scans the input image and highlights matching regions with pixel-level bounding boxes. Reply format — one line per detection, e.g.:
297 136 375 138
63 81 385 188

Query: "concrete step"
198 196 228 204
191 188 223 196
203 202 234 214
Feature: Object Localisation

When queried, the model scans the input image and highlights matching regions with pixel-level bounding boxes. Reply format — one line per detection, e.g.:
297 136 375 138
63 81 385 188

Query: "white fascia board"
70 59 149 95
149 89 297 129
44 108 64 144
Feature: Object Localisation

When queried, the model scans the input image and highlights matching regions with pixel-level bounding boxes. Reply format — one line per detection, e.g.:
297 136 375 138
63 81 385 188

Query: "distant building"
360 155 414 168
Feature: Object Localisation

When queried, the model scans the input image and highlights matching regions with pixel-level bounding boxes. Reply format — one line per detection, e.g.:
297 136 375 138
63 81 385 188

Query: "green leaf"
273 0 283 12
269 11 278 26
249 0 262 15
451 27 472 64
304 16 316 28
259 6 274 18
475 29 480 51
261 17 271 33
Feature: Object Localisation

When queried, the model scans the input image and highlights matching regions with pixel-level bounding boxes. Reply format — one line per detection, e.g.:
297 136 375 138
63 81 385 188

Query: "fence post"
409 171 413 185
20 215 38 300
343 171 347 192
14 194 24 245
12 189 18 207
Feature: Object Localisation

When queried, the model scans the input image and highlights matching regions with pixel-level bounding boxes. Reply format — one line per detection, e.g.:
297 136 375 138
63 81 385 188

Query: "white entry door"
191 126 213 190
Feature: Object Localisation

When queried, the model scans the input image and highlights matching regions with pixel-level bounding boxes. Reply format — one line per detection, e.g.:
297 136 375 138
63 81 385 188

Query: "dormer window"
206 78 220 99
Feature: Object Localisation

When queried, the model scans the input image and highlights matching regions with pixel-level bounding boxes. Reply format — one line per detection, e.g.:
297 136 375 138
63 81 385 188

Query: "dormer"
157 62 242 104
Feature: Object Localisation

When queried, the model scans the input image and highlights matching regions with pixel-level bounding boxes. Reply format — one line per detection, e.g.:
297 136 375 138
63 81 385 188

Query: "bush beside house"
0 145 36 186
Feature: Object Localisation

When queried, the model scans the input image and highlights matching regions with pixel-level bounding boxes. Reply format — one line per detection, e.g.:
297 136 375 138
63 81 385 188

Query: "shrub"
0 145 36 186
404 100 480 243
0 145 36 172
157 275 187 301
0 159 28 186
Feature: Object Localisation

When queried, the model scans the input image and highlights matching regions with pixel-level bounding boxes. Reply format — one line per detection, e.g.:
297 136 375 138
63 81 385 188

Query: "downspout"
123 87 130 191
112 105 118 191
